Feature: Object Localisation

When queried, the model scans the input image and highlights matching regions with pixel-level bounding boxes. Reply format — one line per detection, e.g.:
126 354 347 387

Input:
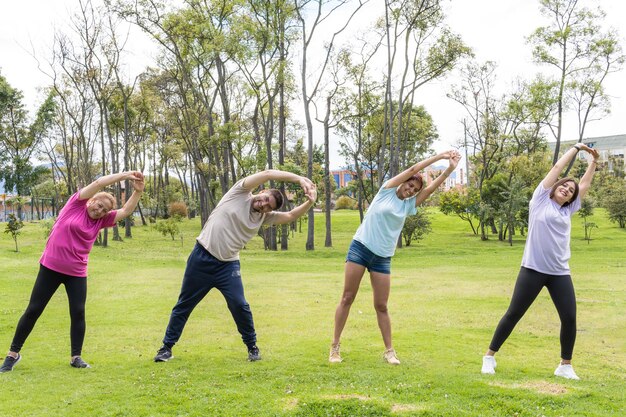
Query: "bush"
154 217 182 240
40 217 56 239
118 216 135 227
402 210 432 246
605 191 626 228
169 202 188 218
335 195 357 210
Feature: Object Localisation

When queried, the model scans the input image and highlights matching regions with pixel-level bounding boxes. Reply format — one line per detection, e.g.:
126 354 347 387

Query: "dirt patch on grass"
391 403 429 413
521 381 568 395
324 394 372 401
282 398 299 410
489 380 568 395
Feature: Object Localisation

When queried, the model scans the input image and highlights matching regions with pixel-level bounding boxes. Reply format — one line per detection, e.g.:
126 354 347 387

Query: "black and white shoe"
0 354 21 373
154 345 173 362
70 356 91 368
247 345 261 362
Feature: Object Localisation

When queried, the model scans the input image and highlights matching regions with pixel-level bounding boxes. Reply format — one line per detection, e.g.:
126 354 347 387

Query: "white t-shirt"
520 183 581 275
196 180 278 261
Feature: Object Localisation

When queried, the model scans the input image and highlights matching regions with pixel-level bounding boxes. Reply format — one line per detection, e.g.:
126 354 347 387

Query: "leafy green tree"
402 210 432 247
604 188 626 228
0 76 53 219
154 216 183 241
528 0 625 164
4 214 24 252
439 187 480 235
578 197 597 243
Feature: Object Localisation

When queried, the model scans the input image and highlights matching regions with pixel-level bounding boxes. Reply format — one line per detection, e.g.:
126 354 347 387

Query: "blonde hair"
91 192 116 209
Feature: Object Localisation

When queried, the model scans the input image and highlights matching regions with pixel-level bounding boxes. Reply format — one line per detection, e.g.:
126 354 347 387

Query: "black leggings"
489 267 577 360
10 265 87 357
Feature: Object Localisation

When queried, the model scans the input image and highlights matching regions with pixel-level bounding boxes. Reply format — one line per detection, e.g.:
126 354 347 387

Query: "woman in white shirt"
481 143 599 380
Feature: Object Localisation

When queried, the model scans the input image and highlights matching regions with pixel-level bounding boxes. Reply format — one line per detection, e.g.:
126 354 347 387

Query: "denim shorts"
345 239 391 274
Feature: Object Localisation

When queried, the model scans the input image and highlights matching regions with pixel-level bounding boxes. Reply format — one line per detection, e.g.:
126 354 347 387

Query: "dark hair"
406 174 424 191
550 177 579 207
266 189 284 210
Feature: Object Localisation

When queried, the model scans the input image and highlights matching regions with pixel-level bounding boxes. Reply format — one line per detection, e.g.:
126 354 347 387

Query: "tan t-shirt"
196 179 278 261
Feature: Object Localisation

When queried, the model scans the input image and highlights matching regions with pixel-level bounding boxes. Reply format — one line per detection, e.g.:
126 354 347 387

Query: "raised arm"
242 169 314 198
414 151 461 206
79 171 143 200
541 145 583 190
385 151 456 189
272 186 318 225
577 144 599 200
114 175 145 222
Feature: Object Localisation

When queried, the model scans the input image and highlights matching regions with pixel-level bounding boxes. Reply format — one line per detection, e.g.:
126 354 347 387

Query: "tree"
295 0 368 251
439 187 480 235
578 197 597 243
154 215 182 241
0 75 52 219
4 213 24 252
528 0 624 164
604 188 626 228
401 210 431 246
381 0 471 180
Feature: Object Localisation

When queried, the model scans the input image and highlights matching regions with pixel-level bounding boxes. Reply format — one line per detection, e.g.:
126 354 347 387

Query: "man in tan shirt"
154 170 316 363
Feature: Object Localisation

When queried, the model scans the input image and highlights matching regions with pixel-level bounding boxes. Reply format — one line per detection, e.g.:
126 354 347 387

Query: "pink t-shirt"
39 192 117 277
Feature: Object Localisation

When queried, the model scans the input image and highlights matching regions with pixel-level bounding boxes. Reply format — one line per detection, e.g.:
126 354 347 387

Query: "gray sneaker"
247 345 261 362
70 356 91 368
154 345 173 362
0 354 21 373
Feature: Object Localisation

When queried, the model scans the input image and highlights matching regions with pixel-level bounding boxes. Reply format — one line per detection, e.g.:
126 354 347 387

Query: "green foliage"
334 195 357 210
0 75 52 197
118 216 135 228
528 0 623 162
402 210 432 246
439 187 480 234
153 216 182 241
363 103 438 177
604 188 626 228
579 197 597 243
31 179 69 201
40 217 56 239
4 213 24 252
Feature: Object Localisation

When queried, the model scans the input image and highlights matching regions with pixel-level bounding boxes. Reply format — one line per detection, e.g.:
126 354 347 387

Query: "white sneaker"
329 344 342 363
554 364 580 380
383 348 400 365
481 355 496 374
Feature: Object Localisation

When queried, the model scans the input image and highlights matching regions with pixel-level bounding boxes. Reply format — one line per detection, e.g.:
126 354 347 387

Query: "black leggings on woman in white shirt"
488 266 577 360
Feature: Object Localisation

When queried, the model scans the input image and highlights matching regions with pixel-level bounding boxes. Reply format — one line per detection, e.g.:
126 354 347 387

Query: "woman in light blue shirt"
481 143 599 380
330 150 461 364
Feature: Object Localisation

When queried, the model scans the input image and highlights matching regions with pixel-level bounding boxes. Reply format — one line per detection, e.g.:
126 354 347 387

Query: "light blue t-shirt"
353 181 418 257
520 183 581 275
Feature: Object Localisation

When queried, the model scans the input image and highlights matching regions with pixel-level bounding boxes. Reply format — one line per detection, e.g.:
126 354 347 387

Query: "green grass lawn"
1 209 624 416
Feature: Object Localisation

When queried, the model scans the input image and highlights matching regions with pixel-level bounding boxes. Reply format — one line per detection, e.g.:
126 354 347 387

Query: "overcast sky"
1 0 625 170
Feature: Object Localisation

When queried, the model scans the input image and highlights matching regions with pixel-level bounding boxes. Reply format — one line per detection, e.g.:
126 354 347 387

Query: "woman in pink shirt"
481 144 599 380
0 171 144 372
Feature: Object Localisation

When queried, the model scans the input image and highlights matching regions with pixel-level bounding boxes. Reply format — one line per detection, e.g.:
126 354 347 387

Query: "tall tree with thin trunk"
528 0 620 164
295 0 367 250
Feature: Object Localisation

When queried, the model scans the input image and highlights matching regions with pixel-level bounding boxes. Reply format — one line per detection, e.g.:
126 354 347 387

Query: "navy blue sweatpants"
162 243 256 347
